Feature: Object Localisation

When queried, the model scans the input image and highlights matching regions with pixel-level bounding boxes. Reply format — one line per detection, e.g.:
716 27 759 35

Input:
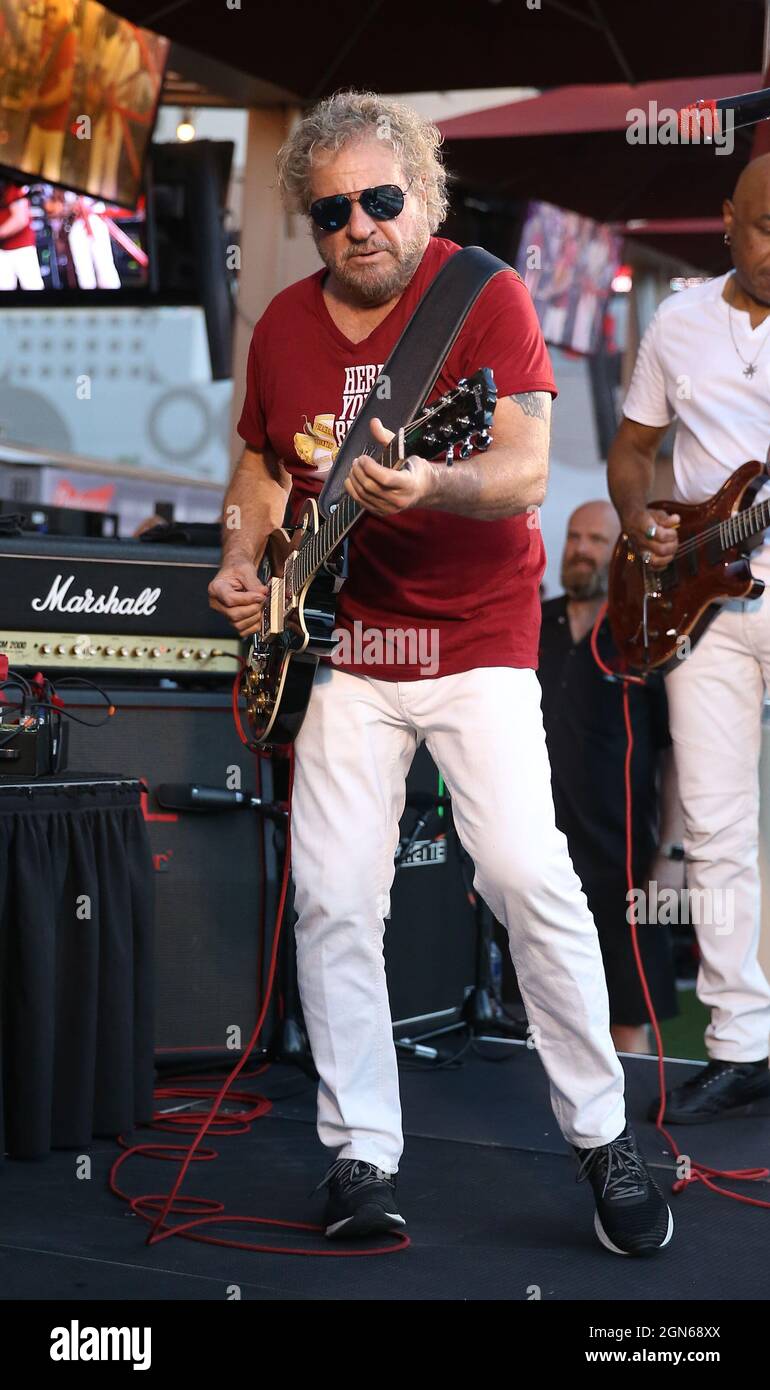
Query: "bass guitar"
241 368 497 745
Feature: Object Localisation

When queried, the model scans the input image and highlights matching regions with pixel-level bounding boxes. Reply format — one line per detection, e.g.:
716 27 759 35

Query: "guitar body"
242 499 340 746
608 460 768 673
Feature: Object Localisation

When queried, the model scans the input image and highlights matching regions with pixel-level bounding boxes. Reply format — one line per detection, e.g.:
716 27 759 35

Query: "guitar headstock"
407 368 497 461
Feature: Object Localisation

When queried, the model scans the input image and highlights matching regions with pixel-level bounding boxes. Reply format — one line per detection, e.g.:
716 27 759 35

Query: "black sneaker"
316 1159 406 1240
648 1058 770 1124
574 1126 673 1257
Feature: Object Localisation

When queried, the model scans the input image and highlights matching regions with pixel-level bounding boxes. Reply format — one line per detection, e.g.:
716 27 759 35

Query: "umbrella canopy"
437 73 762 223
105 0 764 101
618 218 729 274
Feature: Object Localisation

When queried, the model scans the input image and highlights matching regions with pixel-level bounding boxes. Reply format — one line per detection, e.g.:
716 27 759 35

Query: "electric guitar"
240 368 497 746
608 459 770 672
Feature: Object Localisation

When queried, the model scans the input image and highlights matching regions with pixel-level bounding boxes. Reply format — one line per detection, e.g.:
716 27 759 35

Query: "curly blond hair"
275 90 450 233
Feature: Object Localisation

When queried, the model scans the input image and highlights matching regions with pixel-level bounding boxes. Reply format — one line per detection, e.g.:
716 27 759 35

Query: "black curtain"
0 778 154 1159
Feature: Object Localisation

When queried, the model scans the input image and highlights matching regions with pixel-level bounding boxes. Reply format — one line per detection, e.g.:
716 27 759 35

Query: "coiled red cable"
110 707 409 1257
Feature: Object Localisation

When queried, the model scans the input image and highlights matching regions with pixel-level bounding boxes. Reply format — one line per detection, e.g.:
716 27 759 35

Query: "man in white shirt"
608 154 770 1124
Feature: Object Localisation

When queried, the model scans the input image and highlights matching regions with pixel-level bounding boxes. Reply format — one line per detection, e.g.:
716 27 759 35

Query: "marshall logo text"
31 573 161 618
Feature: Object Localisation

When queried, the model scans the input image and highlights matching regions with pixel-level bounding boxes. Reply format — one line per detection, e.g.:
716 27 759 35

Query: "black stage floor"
1 1045 769 1301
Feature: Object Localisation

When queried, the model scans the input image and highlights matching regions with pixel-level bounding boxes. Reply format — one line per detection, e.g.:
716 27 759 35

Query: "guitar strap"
317 244 515 518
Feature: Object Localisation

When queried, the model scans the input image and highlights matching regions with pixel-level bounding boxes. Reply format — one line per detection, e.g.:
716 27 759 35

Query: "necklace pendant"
744 363 757 378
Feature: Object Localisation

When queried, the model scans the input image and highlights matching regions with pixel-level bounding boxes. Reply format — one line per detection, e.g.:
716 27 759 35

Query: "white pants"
87 116 122 202
22 124 65 182
665 595 770 1061
0 244 44 290
67 216 120 289
290 665 626 1173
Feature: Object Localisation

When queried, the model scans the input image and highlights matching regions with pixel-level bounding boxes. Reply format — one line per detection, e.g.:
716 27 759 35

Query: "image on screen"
515 200 622 356
0 0 169 208
0 176 147 288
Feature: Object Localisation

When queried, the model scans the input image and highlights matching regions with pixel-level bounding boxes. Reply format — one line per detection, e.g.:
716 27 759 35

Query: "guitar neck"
721 493 770 548
285 368 496 592
292 434 402 591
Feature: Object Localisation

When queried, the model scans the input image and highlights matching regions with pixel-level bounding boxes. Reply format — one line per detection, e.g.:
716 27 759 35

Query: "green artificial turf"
659 985 710 1062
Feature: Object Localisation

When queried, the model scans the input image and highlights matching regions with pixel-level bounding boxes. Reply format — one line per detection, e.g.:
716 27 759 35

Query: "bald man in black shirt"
538 500 681 1053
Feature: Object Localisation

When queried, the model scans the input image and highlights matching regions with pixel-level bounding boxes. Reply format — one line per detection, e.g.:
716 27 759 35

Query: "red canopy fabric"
437 75 762 140
437 73 763 232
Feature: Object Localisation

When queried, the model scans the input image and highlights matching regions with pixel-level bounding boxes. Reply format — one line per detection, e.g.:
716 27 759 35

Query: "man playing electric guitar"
608 155 770 1125
209 91 673 1256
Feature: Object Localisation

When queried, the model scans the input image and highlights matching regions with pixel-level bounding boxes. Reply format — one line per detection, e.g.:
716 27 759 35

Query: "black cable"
0 677 31 714
397 1034 474 1072
23 699 114 729
0 721 32 749
49 673 114 706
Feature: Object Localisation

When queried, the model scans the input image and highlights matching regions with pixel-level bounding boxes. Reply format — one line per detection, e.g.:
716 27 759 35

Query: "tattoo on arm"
509 391 548 421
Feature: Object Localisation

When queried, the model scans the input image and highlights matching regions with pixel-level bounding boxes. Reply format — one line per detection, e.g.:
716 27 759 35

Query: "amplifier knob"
104 646 116 657
119 647 130 657
56 644 67 655
134 647 147 657
179 648 192 659
151 647 163 658
40 643 51 654
196 649 210 661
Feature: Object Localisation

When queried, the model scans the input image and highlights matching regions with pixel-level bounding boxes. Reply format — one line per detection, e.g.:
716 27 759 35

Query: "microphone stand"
263 754 317 1078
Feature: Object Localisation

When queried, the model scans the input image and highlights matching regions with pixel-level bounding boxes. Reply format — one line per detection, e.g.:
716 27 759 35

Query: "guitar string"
650 497 770 567
293 387 487 587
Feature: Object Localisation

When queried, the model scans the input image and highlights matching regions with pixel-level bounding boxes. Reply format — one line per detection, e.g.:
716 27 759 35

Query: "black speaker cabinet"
386 741 474 1026
64 689 280 1057
64 690 475 1051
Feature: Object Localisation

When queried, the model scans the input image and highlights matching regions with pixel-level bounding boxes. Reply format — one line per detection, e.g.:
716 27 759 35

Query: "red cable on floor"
590 602 770 1209
110 703 409 1257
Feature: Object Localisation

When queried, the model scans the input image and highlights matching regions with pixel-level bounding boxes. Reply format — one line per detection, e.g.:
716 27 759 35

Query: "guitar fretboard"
720 495 770 548
291 436 399 592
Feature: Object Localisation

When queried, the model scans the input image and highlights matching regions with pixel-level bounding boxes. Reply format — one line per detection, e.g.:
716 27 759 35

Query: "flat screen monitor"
515 200 621 355
0 0 169 207
0 175 148 288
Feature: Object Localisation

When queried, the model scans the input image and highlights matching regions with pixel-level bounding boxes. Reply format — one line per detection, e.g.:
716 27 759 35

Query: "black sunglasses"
309 181 413 233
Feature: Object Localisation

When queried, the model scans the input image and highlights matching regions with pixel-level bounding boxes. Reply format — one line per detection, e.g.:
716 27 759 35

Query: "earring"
724 232 731 245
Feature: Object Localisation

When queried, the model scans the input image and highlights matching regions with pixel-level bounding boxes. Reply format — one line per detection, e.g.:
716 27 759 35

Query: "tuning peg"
459 438 474 459
474 430 492 451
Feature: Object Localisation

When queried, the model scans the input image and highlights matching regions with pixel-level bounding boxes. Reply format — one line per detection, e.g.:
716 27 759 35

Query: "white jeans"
665 595 770 1061
68 216 120 289
0 244 44 290
290 664 626 1172
22 124 65 182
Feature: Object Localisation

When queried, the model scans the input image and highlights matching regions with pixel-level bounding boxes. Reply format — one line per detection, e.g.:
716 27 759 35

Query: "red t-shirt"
237 236 557 680
0 184 35 250
32 26 76 132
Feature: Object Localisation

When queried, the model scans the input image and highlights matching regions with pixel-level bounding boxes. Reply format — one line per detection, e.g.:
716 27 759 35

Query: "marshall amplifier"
0 535 241 680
